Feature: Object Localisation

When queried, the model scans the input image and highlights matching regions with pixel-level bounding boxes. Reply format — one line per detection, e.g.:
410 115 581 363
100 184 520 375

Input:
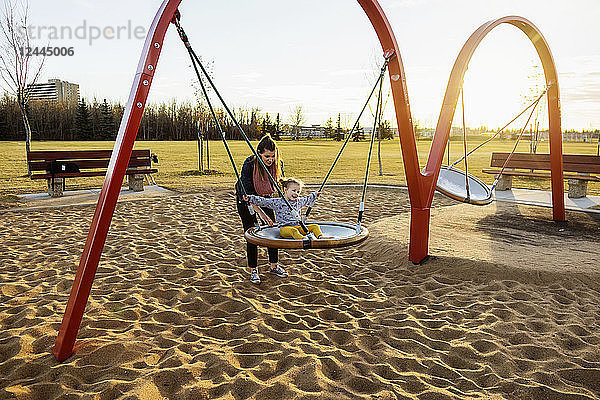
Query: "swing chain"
174 12 309 232
491 90 546 191
450 84 550 168
304 55 392 220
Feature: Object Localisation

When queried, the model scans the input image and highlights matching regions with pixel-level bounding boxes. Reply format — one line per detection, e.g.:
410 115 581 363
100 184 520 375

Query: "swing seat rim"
436 165 494 206
245 221 369 249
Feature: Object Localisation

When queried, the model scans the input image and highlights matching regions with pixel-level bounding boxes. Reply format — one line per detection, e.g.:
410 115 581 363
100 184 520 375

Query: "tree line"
0 95 292 142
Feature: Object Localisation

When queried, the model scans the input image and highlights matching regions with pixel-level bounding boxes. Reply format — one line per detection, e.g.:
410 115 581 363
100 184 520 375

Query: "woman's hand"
243 195 249 201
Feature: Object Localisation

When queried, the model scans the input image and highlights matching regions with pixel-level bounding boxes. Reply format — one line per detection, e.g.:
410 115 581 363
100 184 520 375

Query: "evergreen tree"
273 113 281 140
74 99 93 140
334 113 344 141
352 121 364 141
380 120 394 139
100 99 114 140
0 99 7 140
250 109 260 139
263 113 272 137
89 99 101 139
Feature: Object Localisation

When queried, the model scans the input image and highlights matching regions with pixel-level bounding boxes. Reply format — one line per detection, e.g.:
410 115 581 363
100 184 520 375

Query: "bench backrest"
490 152 600 174
27 149 152 173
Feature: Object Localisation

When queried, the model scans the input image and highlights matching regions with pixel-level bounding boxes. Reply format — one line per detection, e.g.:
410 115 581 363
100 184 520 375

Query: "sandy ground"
0 187 599 400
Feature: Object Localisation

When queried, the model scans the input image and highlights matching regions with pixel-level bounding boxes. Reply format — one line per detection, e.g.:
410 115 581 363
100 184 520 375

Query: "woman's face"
259 149 276 167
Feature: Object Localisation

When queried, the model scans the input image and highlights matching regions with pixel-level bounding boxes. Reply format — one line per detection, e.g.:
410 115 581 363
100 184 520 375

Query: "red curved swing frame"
53 0 564 361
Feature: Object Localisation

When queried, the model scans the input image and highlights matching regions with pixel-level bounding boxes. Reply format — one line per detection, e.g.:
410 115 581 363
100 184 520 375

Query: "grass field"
1 138 599 206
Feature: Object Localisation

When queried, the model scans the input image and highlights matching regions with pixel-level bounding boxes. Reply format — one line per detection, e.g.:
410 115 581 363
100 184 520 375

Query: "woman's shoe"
270 265 288 278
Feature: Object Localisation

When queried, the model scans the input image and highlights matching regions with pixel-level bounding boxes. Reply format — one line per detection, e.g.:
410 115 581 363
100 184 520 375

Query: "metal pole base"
408 207 430 264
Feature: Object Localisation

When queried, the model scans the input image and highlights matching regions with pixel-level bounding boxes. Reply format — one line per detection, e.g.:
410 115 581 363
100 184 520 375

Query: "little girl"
244 177 328 239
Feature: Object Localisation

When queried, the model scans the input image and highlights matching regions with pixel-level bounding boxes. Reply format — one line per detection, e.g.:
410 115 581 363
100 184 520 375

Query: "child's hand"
316 191 321 197
253 205 274 226
243 195 249 201
260 213 275 226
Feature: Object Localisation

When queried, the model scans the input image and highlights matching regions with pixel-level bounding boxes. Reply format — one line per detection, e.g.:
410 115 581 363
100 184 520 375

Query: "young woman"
235 134 287 285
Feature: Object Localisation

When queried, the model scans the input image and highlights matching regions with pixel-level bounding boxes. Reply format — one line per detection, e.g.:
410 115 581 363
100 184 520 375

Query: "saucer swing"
435 85 549 206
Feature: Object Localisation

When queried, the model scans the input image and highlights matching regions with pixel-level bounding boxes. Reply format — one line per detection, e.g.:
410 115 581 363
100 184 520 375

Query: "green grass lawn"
1 138 599 207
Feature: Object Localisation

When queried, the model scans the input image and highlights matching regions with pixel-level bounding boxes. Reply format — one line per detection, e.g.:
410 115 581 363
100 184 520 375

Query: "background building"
25 79 79 104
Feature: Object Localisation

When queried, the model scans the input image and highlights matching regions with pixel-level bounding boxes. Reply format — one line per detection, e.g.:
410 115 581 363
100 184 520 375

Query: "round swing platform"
436 165 493 206
245 221 369 249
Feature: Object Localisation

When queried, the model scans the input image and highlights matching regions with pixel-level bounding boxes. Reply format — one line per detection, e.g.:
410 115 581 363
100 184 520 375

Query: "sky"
17 0 600 131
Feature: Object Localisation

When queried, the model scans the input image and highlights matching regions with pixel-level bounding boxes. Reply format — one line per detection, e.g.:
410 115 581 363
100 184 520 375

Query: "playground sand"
0 186 599 399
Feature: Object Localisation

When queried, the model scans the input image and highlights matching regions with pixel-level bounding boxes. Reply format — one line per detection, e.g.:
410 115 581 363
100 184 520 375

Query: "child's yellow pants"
280 224 323 239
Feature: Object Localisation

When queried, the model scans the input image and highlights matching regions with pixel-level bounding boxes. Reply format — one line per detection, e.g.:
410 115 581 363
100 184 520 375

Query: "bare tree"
366 51 389 175
0 0 44 174
289 105 304 140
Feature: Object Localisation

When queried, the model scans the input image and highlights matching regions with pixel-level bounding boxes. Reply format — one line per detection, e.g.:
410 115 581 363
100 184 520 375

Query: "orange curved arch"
425 16 563 203
405 16 564 262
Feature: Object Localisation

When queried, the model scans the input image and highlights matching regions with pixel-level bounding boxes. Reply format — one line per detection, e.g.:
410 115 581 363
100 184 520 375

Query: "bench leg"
47 178 64 197
495 174 513 191
128 174 144 192
568 179 587 198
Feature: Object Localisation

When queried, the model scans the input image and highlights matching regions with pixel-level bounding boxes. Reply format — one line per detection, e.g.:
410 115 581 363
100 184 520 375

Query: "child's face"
284 182 302 201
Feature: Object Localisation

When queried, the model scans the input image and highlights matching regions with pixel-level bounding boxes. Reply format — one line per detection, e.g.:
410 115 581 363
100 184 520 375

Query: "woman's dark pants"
237 199 278 269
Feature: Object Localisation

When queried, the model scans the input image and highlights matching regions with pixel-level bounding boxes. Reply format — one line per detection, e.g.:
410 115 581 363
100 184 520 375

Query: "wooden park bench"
27 149 158 197
482 152 600 198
